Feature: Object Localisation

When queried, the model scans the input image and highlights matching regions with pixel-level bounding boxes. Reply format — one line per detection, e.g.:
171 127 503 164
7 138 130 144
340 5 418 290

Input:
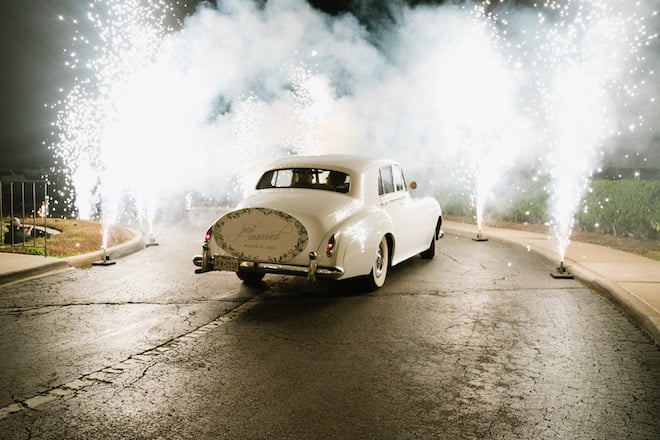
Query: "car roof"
264 154 396 174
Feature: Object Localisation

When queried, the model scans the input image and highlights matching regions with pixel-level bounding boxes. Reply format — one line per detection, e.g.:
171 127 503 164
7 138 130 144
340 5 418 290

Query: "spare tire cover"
213 207 309 263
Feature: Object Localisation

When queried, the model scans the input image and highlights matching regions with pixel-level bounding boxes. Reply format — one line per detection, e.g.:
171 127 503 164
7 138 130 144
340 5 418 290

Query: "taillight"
204 226 213 243
326 234 336 257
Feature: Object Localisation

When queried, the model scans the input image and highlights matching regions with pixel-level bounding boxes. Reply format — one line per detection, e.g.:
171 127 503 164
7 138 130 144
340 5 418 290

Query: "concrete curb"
444 224 559 261
588 277 660 345
65 229 145 268
0 258 70 286
443 223 660 345
0 229 145 286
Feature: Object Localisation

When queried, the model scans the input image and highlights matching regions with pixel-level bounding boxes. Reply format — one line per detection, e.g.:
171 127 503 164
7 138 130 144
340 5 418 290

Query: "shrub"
440 189 475 218
577 180 660 240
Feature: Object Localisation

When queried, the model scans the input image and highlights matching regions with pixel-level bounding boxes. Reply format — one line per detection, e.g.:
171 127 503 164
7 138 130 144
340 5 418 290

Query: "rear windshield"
256 168 350 193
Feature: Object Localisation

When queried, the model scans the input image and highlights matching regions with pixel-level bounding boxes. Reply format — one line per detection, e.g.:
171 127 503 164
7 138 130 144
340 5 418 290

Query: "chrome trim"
193 242 213 273
308 252 318 282
248 261 343 280
194 253 344 280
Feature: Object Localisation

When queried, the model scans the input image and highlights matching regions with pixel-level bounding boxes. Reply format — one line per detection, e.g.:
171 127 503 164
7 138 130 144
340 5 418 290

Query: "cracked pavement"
0 223 659 439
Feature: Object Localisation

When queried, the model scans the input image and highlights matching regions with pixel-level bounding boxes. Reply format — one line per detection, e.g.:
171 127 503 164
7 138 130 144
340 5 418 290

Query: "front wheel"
420 235 435 259
364 236 389 291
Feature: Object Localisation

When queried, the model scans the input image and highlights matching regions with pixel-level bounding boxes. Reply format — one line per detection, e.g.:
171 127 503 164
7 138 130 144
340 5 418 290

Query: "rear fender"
319 208 393 279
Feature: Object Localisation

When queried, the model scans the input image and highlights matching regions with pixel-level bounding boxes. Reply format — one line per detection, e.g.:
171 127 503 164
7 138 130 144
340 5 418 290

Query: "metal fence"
1 178 49 256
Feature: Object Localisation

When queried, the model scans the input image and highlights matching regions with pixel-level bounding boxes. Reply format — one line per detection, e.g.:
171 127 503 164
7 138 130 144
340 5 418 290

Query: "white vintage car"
193 155 442 290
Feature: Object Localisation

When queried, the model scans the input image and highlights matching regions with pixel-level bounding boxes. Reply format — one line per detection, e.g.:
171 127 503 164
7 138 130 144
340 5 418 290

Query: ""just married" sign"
213 208 309 263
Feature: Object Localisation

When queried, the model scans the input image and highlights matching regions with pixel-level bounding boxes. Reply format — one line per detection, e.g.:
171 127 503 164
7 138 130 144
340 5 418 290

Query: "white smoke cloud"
60 0 658 257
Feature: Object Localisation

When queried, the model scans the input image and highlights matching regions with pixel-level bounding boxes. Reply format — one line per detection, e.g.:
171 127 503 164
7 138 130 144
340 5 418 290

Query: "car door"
378 164 411 264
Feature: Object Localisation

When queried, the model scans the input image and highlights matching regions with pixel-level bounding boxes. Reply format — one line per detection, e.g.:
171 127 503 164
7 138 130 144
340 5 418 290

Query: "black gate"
1 178 49 256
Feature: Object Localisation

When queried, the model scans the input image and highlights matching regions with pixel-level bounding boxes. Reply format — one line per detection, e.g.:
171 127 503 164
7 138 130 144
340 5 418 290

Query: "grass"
1 218 134 258
647 251 660 261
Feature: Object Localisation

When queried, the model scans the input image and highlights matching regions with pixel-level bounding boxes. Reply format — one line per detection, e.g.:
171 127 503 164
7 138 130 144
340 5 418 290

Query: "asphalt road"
0 218 659 439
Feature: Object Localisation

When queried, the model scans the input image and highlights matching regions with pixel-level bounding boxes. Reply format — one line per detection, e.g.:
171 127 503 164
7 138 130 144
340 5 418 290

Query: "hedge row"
577 180 660 239
440 179 660 240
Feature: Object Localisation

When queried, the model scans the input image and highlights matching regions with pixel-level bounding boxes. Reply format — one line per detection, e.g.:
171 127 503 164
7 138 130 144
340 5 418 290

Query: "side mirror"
409 181 418 190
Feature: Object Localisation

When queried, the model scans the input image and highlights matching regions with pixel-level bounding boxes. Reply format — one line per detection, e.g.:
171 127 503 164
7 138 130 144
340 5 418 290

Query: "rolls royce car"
193 155 442 290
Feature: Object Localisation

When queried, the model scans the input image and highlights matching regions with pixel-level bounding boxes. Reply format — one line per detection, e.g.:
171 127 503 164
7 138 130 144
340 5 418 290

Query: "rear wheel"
365 236 389 291
201 249 213 272
237 271 265 285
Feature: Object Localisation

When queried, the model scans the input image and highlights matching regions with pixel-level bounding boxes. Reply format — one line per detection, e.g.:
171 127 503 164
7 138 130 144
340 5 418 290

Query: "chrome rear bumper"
192 252 344 281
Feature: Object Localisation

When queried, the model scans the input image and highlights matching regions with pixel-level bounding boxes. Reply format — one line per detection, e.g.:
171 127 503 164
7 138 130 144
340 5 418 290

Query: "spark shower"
50 0 657 258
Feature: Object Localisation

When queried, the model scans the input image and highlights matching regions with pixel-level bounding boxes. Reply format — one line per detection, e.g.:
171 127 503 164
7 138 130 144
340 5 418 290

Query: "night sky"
0 1 76 169
0 0 403 170
0 0 656 171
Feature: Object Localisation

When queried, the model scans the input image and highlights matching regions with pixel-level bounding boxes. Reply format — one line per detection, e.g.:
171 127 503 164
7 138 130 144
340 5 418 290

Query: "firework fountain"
48 0 657 270
514 0 656 276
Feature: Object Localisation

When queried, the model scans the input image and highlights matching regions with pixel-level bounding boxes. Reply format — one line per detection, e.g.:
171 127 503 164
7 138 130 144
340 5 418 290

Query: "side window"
379 166 395 195
393 164 406 192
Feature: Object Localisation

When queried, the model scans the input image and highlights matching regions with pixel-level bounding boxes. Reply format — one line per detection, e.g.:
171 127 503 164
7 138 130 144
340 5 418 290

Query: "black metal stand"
472 230 488 242
92 249 116 266
550 261 573 279
145 235 159 247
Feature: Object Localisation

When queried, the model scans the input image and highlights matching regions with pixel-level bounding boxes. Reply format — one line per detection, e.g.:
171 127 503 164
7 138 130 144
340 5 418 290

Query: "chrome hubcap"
375 242 384 278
